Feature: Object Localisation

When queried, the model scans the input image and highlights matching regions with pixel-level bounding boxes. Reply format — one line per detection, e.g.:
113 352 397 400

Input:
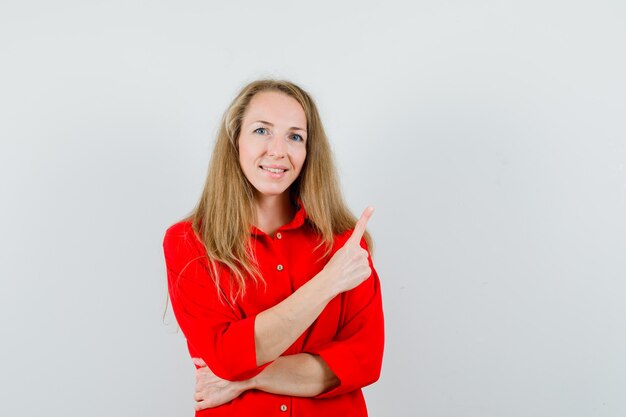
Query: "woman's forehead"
244 91 307 129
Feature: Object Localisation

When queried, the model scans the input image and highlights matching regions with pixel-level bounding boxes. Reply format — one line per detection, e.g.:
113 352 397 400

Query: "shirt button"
276 264 284 271
280 404 288 412
276 232 282 239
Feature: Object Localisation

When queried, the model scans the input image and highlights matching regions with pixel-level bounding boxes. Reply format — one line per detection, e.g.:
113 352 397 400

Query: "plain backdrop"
1 1 625 416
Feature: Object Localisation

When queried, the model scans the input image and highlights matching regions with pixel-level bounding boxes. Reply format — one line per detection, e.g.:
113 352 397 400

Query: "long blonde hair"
186 79 372 303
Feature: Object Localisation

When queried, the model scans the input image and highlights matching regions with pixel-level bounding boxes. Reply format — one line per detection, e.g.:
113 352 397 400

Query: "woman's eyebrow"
252 120 274 126
252 120 306 132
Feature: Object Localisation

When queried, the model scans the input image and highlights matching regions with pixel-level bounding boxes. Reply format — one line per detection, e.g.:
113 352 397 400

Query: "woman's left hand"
192 358 250 410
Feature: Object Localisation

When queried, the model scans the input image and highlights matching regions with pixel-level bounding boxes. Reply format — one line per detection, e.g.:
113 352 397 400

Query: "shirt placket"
278 396 293 416
270 230 294 416
272 230 286 273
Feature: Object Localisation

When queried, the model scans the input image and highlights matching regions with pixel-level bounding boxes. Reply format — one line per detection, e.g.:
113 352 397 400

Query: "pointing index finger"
348 206 374 245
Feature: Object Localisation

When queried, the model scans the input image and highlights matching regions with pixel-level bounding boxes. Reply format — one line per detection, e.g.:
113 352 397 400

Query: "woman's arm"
192 234 384 407
253 208 374 366
304 264 384 398
193 354 339 411
253 353 339 396
192 262 384 410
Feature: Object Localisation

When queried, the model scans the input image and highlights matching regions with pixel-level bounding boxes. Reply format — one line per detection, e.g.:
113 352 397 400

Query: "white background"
1 1 625 416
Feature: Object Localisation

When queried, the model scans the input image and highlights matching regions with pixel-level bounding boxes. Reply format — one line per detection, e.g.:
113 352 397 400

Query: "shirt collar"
250 200 307 236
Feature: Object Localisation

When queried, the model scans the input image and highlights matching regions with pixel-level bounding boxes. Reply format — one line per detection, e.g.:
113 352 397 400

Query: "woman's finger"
195 400 209 411
192 357 207 368
347 206 374 246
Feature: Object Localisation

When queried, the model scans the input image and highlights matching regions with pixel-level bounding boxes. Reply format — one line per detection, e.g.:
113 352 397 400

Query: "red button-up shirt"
163 206 384 416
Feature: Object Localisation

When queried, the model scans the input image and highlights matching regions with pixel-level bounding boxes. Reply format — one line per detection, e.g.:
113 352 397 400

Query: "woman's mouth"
260 166 287 174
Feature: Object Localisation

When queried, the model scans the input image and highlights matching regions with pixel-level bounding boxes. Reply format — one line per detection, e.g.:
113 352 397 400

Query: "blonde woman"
163 80 384 416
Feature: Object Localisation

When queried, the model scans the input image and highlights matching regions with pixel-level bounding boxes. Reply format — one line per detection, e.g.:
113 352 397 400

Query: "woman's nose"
266 135 287 158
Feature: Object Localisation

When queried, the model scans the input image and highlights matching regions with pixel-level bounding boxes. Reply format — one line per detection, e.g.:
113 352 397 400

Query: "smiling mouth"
260 166 287 174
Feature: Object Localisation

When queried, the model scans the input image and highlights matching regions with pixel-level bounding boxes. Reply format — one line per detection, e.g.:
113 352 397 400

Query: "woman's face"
238 91 308 200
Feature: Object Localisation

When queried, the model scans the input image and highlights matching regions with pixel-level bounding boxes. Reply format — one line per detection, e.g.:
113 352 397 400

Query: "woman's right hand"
192 358 252 410
320 207 374 295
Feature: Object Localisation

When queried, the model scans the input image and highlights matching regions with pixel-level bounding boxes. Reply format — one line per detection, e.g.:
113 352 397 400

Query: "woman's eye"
254 127 268 135
290 134 303 142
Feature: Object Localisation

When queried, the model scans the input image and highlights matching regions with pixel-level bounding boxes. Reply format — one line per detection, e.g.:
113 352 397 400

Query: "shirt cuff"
190 314 269 381
306 341 362 398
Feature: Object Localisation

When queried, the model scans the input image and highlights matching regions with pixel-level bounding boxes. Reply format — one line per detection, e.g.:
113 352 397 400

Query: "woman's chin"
252 188 291 201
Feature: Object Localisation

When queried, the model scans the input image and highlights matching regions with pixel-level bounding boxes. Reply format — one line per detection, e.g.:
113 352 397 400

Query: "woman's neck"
253 193 296 236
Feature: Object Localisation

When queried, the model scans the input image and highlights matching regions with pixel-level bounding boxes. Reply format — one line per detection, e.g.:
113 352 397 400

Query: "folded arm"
193 353 340 410
192 257 384 408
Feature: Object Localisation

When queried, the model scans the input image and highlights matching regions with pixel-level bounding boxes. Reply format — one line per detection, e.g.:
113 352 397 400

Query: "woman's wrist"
312 268 341 301
244 375 259 392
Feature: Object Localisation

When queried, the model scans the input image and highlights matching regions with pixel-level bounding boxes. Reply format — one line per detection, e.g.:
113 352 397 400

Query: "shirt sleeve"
163 222 270 381
306 237 385 398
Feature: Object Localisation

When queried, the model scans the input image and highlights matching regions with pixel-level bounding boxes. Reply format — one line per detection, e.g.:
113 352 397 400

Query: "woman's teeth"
262 166 286 173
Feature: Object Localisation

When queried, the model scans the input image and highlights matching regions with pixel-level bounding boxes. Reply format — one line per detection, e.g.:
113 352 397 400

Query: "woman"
163 80 384 416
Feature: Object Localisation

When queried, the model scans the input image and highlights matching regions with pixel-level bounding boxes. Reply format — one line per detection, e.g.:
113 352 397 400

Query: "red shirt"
163 206 384 417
